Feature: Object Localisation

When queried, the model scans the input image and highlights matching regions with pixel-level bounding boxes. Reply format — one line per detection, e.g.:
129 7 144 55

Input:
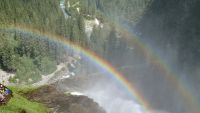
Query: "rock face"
26 85 106 113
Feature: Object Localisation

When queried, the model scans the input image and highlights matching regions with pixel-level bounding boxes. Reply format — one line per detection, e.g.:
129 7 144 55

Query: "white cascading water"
58 1 170 113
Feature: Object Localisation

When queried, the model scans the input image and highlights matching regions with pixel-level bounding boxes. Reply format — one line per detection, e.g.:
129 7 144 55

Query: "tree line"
0 0 150 82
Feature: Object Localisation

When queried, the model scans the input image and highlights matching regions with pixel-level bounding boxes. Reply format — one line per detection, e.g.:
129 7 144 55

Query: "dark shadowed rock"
26 85 106 113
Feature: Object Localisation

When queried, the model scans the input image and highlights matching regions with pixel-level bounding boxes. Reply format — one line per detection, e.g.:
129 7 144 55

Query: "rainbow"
1 25 200 112
116 24 200 112
111 21 200 112
1 25 152 113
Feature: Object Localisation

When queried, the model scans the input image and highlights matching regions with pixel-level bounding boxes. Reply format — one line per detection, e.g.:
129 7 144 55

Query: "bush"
14 56 41 83
39 57 57 75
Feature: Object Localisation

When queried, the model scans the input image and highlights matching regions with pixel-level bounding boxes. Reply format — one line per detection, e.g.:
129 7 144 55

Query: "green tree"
0 33 18 71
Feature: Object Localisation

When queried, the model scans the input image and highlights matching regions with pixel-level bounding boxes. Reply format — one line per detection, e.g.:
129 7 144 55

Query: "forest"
0 0 151 83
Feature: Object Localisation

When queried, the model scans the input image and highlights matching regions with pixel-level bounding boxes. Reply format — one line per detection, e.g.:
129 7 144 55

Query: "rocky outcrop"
26 85 106 113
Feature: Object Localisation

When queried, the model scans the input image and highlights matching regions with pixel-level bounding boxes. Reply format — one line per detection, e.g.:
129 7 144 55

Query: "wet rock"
26 85 106 113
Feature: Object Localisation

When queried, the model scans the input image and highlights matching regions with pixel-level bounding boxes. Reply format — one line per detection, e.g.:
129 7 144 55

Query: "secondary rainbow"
2 24 200 112
116 22 200 112
1 25 153 113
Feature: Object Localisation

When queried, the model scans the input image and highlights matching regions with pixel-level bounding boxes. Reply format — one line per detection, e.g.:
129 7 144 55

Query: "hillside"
0 0 63 34
0 0 71 84
0 0 152 81
64 0 151 24
1 87 50 113
0 0 127 112
1 85 106 113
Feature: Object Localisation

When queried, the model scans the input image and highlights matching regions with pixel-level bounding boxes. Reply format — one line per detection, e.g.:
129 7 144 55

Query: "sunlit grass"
0 86 50 113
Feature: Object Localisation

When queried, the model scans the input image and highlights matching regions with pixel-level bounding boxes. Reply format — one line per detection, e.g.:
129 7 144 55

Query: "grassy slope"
0 87 50 113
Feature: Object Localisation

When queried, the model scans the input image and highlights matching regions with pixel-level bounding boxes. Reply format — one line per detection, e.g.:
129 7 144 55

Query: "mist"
56 54 174 113
57 0 200 113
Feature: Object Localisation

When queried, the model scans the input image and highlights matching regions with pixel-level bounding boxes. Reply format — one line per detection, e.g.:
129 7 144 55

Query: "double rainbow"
1 24 200 113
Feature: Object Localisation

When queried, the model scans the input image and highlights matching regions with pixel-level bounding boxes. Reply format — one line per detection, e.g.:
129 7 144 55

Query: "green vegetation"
61 0 151 68
0 0 70 83
9 86 38 95
0 0 151 82
14 56 41 83
97 0 151 22
0 94 49 113
0 31 66 84
65 0 151 23
0 0 88 46
0 87 50 113
0 0 63 35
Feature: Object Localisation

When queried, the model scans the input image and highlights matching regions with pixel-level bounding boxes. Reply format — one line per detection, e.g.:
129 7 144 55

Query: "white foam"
70 92 84 96
62 75 70 79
